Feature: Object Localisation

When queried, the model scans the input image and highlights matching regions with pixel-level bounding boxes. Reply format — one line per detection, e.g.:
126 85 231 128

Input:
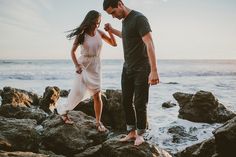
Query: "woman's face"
91 16 101 30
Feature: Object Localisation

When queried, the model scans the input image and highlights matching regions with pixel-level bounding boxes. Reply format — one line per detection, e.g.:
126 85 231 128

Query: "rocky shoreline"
0 86 235 157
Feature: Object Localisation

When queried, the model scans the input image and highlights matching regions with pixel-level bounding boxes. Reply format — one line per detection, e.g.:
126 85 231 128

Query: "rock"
0 150 65 157
41 111 108 156
162 101 176 108
74 89 126 131
1 86 39 107
173 90 236 123
175 116 236 157
213 116 236 157
60 89 70 97
0 103 47 124
99 135 172 157
74 144 102 157
0 151 48 157
39 86 60 114
175 137 216 157
0 116 40 152
167 126 198 143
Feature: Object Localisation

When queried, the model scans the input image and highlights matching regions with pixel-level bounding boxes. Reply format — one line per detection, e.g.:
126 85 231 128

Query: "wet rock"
74 144 102 157
0 151 48 157
0 103 47 124
0 150 65 157
167 126 198 143
213 116 236 157
173 90 236 123
175 116 236 157
175 137 216 157
1 86 39 107
162 101 177 108
41 111 108 156
0 116 40 152
39 86 60 114
99 135 172 157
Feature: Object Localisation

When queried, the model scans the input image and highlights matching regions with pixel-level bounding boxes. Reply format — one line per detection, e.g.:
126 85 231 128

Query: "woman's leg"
93 91 107 132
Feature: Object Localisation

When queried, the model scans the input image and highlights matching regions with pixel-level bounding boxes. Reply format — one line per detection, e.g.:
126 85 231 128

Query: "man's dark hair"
103 0 121 10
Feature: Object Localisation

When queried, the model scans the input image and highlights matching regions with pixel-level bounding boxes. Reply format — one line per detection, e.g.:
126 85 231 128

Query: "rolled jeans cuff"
127 125 136 132
137 128 146 135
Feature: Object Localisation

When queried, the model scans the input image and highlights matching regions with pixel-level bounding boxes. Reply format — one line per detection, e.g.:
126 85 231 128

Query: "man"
103 0 160 146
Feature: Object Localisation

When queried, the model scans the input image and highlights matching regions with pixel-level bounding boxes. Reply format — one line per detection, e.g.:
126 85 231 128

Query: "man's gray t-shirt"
122 10 152 70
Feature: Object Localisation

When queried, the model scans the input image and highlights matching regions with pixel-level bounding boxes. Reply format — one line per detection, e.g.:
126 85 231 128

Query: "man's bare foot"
119 131 136 142
134 135 145 146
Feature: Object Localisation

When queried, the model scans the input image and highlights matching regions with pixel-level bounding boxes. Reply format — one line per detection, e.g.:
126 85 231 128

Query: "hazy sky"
0 0 236 59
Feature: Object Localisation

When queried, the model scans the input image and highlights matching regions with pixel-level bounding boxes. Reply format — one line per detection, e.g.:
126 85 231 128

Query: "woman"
57 10 117 132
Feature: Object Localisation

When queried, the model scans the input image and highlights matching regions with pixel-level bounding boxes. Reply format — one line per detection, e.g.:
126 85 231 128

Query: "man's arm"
104 23 122 38
142 32 160 85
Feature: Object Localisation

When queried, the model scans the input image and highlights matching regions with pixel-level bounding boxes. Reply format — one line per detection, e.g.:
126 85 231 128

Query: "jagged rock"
41 111 108 156
175 116 236 157
213 116 236 157
99 135 172 157
39 86 60 114
0 87 39 107
0 103 47 124
167 126 198 143
0 151 48 157
74 144 102 157
175 137 216 157
0 116 40 152
60 89 70 97
162 101 177 108
173 90 236 123
74 89 126 131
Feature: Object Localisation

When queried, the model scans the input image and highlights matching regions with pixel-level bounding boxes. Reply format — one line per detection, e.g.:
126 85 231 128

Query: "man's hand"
148 71 160 85
104 23 112 32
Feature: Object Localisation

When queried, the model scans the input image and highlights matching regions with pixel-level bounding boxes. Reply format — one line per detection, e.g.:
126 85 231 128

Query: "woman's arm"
71 37 83 74
98 29 117 47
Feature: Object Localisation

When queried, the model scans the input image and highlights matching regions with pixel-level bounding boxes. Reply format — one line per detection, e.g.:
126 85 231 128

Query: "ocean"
0 59 236 153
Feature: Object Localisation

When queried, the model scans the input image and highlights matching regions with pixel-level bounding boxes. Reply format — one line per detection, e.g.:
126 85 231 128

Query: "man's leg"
120 67 137 141
133 69 150 145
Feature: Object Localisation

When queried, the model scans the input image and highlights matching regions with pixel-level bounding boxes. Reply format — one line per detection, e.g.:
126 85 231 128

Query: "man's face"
105 4 124 20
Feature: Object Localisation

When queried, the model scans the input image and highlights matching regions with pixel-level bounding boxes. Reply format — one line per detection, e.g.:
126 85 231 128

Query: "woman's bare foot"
60 114 74 124
96 122 108 132
134 135 145 146
119 131 137 142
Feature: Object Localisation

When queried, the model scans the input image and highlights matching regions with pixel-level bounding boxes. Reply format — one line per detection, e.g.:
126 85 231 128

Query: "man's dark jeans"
121 65 150 135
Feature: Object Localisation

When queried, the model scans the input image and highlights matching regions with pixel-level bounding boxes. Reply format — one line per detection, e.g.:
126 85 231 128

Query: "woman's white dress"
57 30 102 115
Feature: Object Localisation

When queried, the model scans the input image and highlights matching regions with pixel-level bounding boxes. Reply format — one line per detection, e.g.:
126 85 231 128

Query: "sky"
0 0 236 60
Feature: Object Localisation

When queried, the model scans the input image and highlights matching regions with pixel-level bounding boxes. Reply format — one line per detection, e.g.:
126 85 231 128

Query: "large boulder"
175 116 236 157
173 90 236 123
175 137 216 157
0 87 39 107
39 86 60 114
74 89 126 131
99 135 172 157
0 103 47 124
0 116 40 152
40 111 109 156
0 151 65 157
213 116 236 157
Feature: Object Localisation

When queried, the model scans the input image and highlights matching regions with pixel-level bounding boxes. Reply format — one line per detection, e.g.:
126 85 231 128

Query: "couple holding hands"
57 0 159 146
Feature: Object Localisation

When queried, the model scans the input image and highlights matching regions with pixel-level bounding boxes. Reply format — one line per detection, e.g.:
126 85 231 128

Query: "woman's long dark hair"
66 10 101 45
